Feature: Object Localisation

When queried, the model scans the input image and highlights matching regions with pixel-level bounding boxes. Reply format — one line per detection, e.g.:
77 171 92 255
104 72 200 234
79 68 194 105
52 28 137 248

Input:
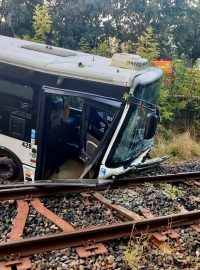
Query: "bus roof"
0 35 156 87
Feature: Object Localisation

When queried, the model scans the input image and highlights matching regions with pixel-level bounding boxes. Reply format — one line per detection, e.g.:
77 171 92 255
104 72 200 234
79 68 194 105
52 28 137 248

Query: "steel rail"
120 171 200 183
0 186 99 201
0 171 200 201
0 210 199 259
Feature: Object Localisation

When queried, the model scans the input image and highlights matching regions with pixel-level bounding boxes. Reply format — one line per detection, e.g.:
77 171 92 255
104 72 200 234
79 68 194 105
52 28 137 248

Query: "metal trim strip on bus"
43 86 122 108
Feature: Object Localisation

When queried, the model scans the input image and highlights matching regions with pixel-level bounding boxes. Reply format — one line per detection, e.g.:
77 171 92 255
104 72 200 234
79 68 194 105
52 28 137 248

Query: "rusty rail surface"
0 210 199 259
0 171 200 201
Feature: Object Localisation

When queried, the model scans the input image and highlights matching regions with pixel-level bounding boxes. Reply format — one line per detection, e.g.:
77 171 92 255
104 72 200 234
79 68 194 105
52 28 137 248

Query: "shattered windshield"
106 81 160 167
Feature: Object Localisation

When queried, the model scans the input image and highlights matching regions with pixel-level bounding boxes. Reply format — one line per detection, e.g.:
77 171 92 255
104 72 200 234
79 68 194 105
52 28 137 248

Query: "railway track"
0 171 200 201
0 171 199 269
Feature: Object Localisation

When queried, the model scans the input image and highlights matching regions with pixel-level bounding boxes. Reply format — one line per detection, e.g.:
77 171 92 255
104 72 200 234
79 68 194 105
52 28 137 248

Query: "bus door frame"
42 85 124 178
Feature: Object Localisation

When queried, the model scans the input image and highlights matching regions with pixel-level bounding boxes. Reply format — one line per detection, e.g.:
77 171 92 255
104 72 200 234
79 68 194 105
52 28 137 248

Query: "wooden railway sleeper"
0 257 32 270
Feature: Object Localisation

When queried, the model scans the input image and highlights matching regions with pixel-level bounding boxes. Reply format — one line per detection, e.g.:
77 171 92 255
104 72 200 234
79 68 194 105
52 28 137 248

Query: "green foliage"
1 0 200 63
109 37 121 54
124 244 144 270
0 0 199 63
78 37 91 53
135 27 160 63
143 182 154 190
123 92 129 101
172 60 200 111
157 126 173 140
0 0 43 37
168 145 181 157
22 34 44 43
64 96 83 110
92 42 112 57
122 194 132 202
121 40 135 54
49 0 106 49
161 183 185 200
158 60 200 128
123 235 151 270
173 2 200 62
158 85 174 123
33 3 52 42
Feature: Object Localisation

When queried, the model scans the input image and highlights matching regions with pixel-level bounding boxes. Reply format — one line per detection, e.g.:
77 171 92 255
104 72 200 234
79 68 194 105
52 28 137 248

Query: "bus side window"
0 78 34 141
64 96 83 111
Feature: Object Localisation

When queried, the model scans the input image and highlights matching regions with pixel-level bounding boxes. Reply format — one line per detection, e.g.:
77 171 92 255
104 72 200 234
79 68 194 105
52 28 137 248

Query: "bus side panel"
0 73 40 181
0 134 37 181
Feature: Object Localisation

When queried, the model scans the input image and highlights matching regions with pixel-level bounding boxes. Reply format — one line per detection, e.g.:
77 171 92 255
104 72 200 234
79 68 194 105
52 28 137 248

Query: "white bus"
0 35 162 182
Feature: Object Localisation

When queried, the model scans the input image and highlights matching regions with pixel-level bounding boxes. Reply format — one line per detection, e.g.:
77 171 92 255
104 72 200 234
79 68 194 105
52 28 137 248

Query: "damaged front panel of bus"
80 69 164 179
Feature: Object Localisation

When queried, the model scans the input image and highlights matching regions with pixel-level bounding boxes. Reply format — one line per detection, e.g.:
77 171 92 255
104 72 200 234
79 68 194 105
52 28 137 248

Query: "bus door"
42 85 122 180
42 93 83 179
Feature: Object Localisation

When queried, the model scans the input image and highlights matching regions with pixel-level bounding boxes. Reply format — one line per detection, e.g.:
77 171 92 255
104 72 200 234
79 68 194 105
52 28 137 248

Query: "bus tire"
0 156 17 179
0 149 22 181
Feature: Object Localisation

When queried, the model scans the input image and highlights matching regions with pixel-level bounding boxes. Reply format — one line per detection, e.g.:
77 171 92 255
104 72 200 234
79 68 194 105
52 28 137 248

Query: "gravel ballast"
41 194 123 229
0 200 16 242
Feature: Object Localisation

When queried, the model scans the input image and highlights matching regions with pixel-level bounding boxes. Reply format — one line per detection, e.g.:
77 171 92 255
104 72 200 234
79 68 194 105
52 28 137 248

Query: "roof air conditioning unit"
111 53 148 70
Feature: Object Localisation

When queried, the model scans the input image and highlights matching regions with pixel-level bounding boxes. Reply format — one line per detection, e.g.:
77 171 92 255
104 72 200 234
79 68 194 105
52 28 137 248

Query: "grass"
151 131 200 161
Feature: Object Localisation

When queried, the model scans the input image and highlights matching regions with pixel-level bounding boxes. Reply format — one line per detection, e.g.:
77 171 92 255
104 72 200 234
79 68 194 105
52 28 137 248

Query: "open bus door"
42 85 122 179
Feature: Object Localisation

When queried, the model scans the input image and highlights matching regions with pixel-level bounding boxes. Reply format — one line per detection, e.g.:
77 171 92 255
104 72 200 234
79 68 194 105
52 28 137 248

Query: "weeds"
123 233 179 270
123 243 145 269
160 183 185 200
122 194 133 202
143 182 154 190
123 235 150 270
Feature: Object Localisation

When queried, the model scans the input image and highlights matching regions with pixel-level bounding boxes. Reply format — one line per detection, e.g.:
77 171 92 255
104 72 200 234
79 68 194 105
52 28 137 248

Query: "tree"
92 42 112 57
0 0 198 64
158 59 200 128
109 37 121 54
143 0 189 59
48 0 107 49
173 2 200 63
0 0 43 37
135 27 160 63
33 3 52 42
78 37 91 53
121 40 135 54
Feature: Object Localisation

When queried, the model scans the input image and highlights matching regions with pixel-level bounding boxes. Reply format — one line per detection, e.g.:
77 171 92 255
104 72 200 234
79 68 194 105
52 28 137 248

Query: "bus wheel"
0 156 18 180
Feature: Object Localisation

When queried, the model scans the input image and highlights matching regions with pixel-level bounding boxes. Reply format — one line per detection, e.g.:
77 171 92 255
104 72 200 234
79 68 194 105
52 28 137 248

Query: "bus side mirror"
144 113 158 140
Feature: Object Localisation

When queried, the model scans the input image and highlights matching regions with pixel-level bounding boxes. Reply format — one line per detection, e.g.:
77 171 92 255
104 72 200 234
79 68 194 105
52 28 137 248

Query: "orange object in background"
152 60 172 75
